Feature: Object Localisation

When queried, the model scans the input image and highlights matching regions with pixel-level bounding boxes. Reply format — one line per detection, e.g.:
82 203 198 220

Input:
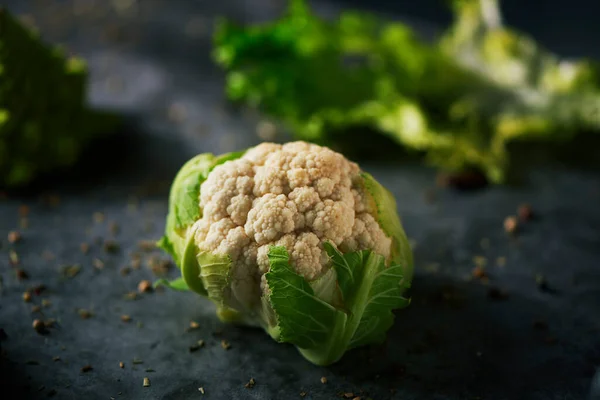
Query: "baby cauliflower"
158 141 413 366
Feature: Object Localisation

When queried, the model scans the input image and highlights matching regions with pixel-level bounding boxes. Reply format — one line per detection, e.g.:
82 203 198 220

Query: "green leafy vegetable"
212 0 600 183
0 8 120 188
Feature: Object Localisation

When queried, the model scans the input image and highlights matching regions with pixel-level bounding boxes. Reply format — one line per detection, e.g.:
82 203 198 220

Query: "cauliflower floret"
281 141 315 153
340 213 391 258
257 232 327 280
256 245 271 275
351 188 367 213
217 227 250 261
240 242 259 268
243 142 281 166
287 168 310 189
204 218 237 250
245 194 298 245
288 186 320 212
193 219 211 244
288 232 328 281
200 159 254 222
227 194 252 225
196 141 392 284
306 199 354 245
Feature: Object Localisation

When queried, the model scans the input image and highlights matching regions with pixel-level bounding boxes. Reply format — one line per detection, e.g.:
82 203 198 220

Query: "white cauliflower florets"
245 194 298 245
196 142 392 285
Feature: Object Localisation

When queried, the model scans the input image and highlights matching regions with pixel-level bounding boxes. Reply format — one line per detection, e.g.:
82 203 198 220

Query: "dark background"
1 1 600 399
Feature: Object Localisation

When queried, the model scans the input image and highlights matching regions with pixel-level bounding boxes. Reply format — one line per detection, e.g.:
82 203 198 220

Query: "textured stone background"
1 1 599 399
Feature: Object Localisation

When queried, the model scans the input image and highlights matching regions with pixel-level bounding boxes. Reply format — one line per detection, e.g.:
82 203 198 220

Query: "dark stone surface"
1 1 600 399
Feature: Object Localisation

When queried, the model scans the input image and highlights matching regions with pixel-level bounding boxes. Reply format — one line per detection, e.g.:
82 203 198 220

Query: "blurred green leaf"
0 9 121 188
213 0 600 184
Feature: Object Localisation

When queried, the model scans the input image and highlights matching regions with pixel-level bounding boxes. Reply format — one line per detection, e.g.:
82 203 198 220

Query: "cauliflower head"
158 141 413 366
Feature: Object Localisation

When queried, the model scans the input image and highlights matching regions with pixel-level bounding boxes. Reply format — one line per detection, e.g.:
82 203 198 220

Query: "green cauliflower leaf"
266 243 409 366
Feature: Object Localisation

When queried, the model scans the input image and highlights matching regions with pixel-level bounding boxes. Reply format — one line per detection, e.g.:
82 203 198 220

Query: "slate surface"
1 1 600 399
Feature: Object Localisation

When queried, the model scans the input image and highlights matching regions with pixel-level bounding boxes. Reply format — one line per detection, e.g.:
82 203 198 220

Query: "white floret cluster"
193 142 391 286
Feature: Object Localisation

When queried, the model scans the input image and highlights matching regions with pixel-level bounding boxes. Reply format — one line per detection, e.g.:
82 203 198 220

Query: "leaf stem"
297 251 381 366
